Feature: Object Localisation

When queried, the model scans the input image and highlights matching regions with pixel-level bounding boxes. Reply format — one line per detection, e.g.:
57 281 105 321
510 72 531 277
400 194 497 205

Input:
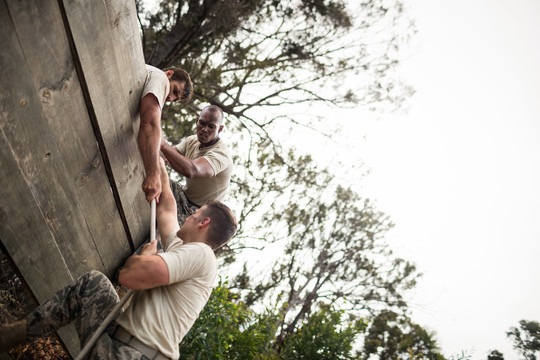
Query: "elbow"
139 121 159 135
118 271 143 290
184 163 202 178
181 165 195 178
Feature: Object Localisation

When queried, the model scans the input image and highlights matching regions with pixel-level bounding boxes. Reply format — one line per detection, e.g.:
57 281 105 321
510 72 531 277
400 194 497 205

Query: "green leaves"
362 310 445 360
507 320 540 360
281 304 367 360
180 278 280 359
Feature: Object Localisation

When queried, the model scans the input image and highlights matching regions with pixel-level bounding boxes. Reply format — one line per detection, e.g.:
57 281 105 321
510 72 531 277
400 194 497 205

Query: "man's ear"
218 124 224 134
199 217 211 229
165 70 174 79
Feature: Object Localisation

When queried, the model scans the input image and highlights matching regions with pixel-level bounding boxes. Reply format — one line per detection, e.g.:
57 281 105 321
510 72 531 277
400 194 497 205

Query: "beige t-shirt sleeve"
202 146 231 175
141 65 169 109
159 242 216 285
162 229 181 250
175 138 187 155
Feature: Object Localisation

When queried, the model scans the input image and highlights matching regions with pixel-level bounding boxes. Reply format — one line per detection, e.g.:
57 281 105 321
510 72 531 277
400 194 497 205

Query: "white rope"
75 199 156 360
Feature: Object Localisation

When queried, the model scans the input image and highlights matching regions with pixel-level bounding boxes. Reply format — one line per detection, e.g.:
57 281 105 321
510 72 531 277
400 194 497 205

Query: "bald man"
160 105 233 224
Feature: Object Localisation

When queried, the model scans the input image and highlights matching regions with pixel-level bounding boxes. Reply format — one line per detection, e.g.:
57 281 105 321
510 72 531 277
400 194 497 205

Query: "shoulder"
167 241 214 259
144 65 168 87
145 64 162 75
204 139 232 162
159 242 216 283
187 243 217 269
165 242 216 271
182 135 200 150
186 242 216 257
215 139 231 153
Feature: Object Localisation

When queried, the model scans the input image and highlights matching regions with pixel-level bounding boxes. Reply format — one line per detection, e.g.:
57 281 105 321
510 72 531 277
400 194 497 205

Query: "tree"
137 0 415 257
179 278 280 359
281 304 367 360
507 320 540 360
362 310 445 360
487 350 504 360
137 0 415 144
136 1 421 355
227 150 419 352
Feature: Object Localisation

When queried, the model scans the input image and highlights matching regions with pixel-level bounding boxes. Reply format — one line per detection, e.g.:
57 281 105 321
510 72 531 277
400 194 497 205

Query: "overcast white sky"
339 0 540 358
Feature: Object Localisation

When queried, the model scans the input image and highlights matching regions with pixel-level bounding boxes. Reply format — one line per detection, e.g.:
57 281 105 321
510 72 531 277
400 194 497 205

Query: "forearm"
161 141 215 178
157 158 177 218
138 122 161 178
118 253 168 290
161 142 196 178
119 256 153 290
157 158 180 241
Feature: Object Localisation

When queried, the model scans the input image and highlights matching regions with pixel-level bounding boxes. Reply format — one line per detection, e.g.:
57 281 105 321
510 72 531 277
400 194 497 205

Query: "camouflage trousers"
26 270 149 359
169 179 199 226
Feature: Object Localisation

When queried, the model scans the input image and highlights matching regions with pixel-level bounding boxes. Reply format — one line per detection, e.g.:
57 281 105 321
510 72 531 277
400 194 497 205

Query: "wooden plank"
1 0 86 301
0 0 146 354
0 1 82 353
4 0 132 278
102 0 148 121
61 0 150 250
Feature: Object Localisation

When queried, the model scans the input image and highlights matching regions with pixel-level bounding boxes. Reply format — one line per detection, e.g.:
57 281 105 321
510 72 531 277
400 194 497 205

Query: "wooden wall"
0 0 150 355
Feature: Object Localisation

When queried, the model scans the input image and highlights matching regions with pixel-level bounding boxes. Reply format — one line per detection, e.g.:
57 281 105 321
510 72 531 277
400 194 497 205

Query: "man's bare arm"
156 158 180 243
161 139 214 178
118 240 168 290
139 94 163 202
118 159 178 290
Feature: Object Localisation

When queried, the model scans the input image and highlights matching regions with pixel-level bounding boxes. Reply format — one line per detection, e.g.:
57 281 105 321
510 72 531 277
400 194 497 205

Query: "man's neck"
182 237 213 249
199 137 220 149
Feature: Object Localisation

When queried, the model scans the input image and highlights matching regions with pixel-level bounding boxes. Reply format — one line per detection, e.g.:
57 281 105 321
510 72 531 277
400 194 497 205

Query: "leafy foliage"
228 150 418 350
180 278 280 359
137 0 415 145
507 320 540 360
362 310 445 360
281 304 367 360
487 350 505 360
136 0 425 357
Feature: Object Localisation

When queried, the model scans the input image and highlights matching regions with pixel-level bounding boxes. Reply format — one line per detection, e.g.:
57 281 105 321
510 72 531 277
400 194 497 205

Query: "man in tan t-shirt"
139 65 192 204
160 105 233 224
0 159 237 359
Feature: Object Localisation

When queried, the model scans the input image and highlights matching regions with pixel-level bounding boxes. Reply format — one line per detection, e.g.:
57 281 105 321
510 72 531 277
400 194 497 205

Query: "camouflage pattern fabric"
25 270 149 359
169 179 199 225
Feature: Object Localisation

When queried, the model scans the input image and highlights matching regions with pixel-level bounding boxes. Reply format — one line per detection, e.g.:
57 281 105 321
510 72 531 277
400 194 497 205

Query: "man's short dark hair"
202 200 237 250
163 66 193 102
202 105 224 123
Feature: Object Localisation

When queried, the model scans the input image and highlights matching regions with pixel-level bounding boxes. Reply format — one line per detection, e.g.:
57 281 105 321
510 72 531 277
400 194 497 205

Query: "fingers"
141 239 158 256
145 191 161 203
144 239 157 248
142 175 162 203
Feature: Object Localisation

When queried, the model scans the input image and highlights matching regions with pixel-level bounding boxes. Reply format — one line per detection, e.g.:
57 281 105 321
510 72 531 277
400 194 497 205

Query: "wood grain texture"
0 0 151 355
62 0 150 250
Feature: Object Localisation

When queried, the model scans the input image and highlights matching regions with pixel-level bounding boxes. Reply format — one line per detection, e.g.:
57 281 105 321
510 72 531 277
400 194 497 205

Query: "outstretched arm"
161 138 215 178
139 94 163 202
118 159 177 290
156 157 180 242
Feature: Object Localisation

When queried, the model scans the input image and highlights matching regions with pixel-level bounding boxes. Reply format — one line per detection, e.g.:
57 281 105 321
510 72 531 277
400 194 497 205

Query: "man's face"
177 206 208 241
166 80 185 102
196 110 223 145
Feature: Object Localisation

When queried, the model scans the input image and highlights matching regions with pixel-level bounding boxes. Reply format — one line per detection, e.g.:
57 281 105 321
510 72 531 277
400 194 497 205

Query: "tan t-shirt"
141 65 169 109
116 231 217 359
175 135 233 206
